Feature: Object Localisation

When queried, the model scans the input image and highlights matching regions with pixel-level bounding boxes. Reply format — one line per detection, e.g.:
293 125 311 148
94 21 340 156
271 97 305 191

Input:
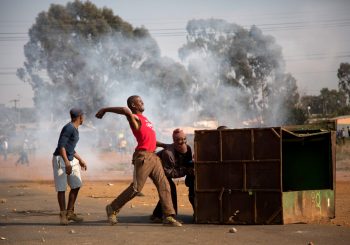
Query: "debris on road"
229 227 237 233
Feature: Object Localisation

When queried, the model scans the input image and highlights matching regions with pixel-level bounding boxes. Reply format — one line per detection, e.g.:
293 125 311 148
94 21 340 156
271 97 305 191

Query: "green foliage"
338 62 350 102
300 88 349 117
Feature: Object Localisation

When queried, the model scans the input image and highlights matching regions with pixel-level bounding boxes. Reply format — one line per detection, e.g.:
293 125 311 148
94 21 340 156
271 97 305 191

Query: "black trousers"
152 175 195 218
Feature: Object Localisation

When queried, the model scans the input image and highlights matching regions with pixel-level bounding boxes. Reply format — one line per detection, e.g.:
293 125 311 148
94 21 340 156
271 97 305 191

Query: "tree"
17 0 193 124
300 88 349 117
179 19 299 126
320 88 348 116
300 95 323 115
338 62 350 102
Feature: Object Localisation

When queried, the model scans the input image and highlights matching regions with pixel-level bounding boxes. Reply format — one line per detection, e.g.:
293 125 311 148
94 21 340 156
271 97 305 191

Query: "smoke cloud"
12 4 299 181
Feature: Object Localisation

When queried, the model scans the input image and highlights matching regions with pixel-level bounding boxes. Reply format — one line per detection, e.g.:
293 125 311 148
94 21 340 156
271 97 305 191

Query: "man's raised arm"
95 107 140 130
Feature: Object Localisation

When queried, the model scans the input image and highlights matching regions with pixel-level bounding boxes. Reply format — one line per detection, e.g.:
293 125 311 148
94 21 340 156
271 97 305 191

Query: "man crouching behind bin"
95 95 182 227
151 128 195 223
52 108 87 225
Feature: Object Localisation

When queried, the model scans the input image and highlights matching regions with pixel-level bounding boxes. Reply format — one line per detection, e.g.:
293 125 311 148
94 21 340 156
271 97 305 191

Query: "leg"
67 187 80 211
66 159 83 222
57 191 66 211
186 175 195 211
149 154 175 217
53 155 69 225
106 152 152 225
188 177 195 211
168 177 178 215
110 151 151 212
152 177 175 219
149 154 182 226
57 191 68 225
152 200 163 219
66 187 83 222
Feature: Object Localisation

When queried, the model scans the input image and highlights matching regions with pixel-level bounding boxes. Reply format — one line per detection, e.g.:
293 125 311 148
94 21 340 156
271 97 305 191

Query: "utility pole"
9 99 19 109
9 98 20 124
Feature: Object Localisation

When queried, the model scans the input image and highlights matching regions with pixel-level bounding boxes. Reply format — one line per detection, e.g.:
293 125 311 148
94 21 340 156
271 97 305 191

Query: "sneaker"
106 204 118 225
136 192 145 197
67 210 83 222
163 216 182 227
150 215 163 223
59 210 68 225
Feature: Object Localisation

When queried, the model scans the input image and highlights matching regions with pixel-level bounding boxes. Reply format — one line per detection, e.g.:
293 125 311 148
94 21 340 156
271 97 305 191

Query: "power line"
0 16 350 38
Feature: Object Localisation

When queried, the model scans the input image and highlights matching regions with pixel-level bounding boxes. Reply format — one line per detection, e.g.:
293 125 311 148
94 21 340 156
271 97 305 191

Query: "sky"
0 0 349 108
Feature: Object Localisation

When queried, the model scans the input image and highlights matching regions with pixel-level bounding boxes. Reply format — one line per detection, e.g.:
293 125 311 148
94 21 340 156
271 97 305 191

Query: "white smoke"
15 12 299 181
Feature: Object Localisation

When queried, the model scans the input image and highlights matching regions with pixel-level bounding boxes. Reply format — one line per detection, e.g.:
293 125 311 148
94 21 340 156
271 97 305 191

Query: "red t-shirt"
131 114 156 152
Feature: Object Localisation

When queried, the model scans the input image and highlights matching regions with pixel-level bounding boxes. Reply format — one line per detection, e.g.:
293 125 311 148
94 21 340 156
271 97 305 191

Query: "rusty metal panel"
221 129 252 160
256 192 283 224
222 192 254 224
331 131 336 193
253 128 281 160
282 190 335 224
222 163 244 190
196 162 244 190
195 190 255 224
196 163 224 190
195 130 220 162
195 190 283 224
195 192 220 224
246 161 281 190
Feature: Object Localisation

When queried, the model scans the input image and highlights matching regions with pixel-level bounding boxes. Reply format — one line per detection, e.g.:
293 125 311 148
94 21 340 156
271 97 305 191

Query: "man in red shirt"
95 95 182 227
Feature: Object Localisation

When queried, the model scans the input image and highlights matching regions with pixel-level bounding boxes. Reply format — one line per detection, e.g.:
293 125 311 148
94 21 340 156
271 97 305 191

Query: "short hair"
127 95 140 110
70 108 83 119
173 128 185 138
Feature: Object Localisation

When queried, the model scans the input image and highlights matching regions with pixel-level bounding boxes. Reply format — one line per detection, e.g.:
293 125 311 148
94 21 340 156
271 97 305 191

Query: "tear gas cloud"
9 17 297 181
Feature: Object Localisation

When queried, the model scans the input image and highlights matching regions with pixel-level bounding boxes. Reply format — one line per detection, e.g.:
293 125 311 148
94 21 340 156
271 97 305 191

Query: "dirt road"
0 153 350 244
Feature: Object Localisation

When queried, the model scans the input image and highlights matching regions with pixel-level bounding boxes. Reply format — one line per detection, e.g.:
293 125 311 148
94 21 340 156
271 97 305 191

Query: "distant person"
52 108 87 225
1 138 8 161
341 128 346 145
151 128 194 222
336 130 342 144
16 139 29 165
347 126 350 137
118 138 128 154
95 95 182 227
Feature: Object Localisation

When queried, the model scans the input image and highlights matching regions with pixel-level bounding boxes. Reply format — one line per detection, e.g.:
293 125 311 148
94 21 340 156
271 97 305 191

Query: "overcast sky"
0 0 349 108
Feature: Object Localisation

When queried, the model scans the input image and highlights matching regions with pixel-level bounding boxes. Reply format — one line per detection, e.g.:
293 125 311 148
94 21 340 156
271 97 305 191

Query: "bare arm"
95 107 141 130
74 152 87 171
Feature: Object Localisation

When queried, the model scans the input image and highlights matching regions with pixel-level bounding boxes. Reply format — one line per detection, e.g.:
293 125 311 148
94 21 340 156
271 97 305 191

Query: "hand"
79 160 87 171
65 164 72 175
95 109 105 119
